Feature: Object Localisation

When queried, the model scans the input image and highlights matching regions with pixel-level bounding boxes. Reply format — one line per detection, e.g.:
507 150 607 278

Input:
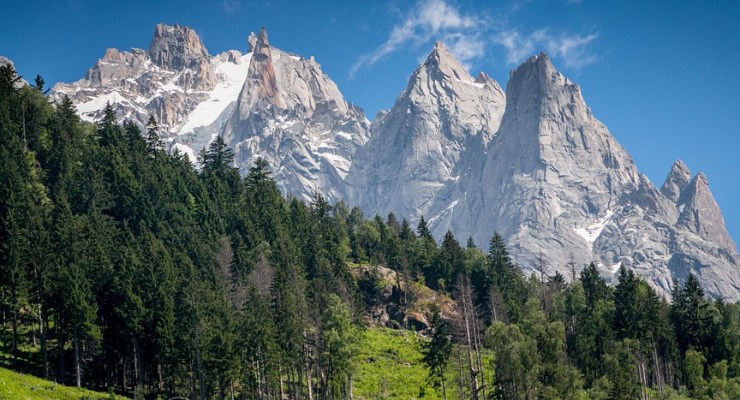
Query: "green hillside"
0 367 126 400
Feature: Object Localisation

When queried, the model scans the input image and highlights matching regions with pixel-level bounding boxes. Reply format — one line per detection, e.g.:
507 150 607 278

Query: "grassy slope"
354 328 444 400
0 367 127 400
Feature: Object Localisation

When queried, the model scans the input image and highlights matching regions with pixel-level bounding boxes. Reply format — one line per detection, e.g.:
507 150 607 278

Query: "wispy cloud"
495 29 599 69
539 31 599 68
351 0 599 77
349 0 484 78
221 0 240 14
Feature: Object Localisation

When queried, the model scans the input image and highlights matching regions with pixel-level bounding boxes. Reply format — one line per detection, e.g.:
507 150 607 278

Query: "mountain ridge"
45 24 739 300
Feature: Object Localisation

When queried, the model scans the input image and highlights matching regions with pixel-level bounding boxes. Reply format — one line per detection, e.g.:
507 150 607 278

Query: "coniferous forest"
1 64 739 400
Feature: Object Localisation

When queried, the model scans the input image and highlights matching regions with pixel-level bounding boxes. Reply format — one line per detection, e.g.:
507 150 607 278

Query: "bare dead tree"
454 276 483 400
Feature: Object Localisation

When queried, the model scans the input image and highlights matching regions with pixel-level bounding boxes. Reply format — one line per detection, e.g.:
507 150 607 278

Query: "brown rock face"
246 27 281 108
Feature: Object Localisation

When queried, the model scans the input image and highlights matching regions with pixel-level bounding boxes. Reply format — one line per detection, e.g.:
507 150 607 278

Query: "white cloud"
222 1 240 14
349 0 484 78
542 32 599 68
444 32 485 68
493 28 598 69
351 0 599 78
493 30 535 64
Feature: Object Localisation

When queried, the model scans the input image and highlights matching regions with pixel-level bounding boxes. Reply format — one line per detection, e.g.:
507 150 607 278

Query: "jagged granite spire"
221 27 369 202
441 51 646 287
661 159 692 202
349 40 505 221
148 23 210 70
677 173 736 251
236 27 281 111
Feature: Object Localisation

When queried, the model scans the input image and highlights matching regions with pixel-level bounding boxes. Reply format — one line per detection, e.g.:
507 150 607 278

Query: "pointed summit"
660 159 692 202
253 27 270 55
506 52 579 108
418 40 474 83
348 40 506 224
148 23 210 70
457 52 642 274
677 173 736 251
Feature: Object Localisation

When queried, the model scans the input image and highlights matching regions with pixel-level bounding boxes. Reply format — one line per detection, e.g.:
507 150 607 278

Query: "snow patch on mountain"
575 210 614 248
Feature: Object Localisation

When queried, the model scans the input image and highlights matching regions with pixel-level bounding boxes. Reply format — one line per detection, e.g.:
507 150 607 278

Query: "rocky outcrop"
351 264 457 333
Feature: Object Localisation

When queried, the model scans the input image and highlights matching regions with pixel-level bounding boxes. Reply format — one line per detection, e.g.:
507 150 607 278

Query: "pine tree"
423 307 452 399
145 115 163 155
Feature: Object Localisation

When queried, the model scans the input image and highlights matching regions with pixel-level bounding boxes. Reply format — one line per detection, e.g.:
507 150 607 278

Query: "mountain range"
47 24 739 300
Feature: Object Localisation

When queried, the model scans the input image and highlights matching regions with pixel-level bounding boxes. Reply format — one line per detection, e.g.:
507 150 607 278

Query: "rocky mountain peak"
148 23 210 70
252 27 271 56
506 51 581 107
661 159 692 202
350 41 506 226
677 172 736 251
419 40 474 83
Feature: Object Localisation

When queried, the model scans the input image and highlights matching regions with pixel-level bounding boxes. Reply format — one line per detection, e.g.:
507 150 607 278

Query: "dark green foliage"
1 69 738 400
423 308 452 397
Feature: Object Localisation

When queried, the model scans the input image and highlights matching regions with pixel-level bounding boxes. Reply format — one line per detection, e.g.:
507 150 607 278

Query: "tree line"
0 64 738 400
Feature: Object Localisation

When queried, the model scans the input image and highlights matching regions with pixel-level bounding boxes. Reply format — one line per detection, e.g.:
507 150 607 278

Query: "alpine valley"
51 24 739 300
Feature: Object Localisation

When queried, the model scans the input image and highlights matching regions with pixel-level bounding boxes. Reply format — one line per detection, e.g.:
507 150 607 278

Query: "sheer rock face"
348 42 506 221
443 52 642 278
222 28 370 202
425 53 737 299
677 173 736 252
51 27 739 299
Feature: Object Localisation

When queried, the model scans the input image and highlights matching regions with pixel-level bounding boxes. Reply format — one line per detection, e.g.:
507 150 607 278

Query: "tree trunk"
488 286 498 322
40 305 49 379
279 362 285 400
133 342 138 391
74 330 81 388
194 328 205 400
305 350 314 400
472 312 486 399
157 361 164 391
652 341 664 393
459 280 479 399
58 320 66 384
11 306 19 367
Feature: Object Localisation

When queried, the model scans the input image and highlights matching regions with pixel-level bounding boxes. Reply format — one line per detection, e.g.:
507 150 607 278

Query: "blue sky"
1 0 739 243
